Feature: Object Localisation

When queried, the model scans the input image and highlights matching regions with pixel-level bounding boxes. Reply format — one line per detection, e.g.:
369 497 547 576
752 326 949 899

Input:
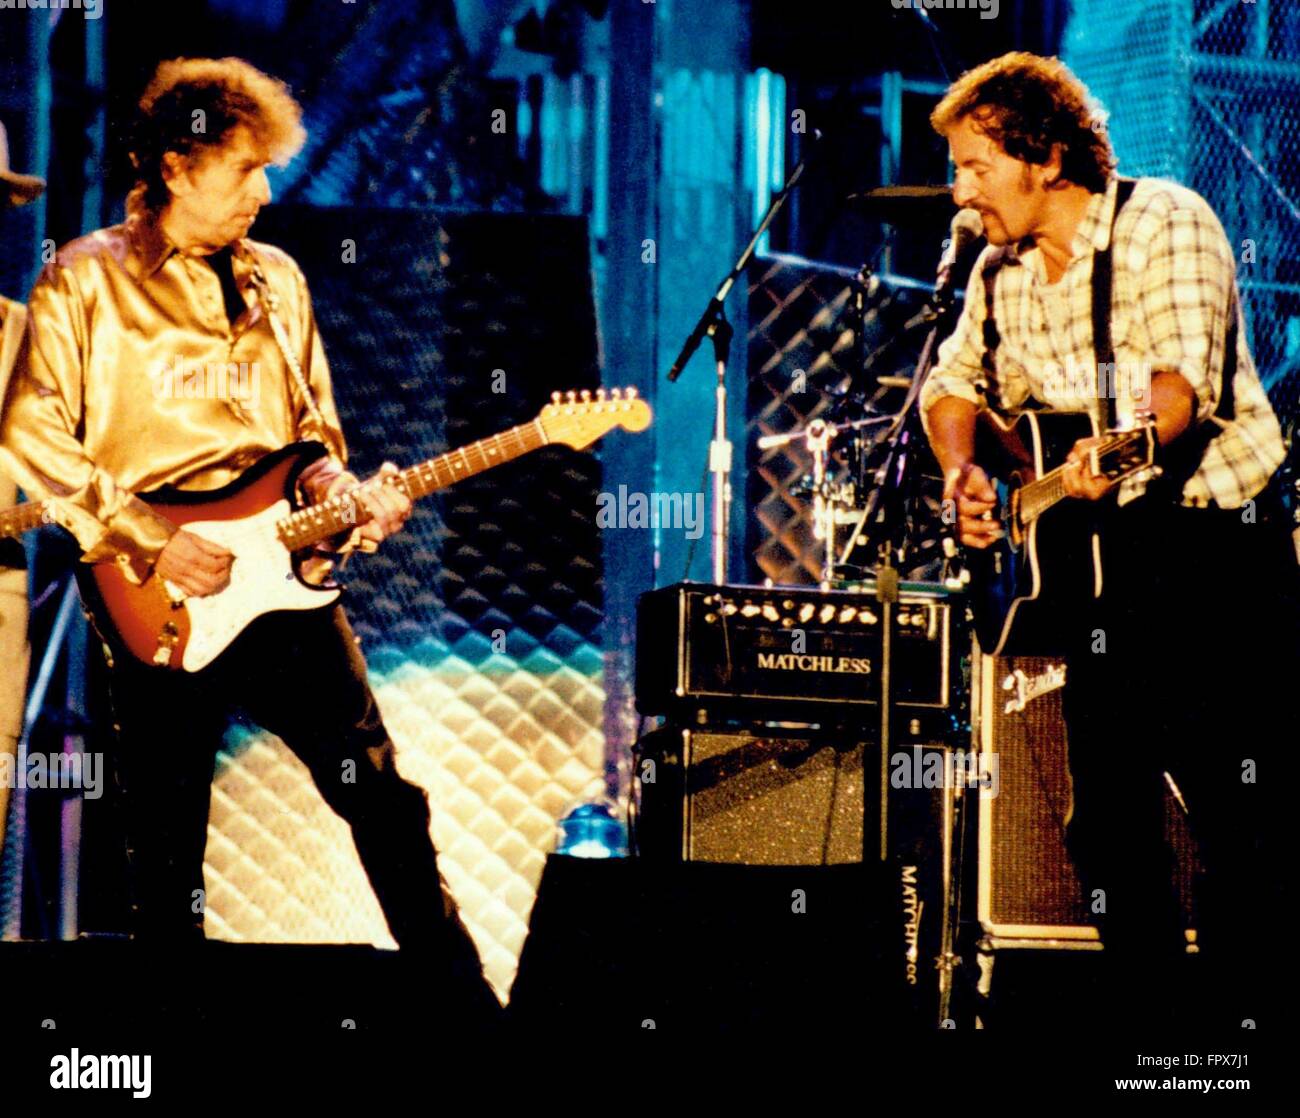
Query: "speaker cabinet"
635 727 865 864
974 654 1198 944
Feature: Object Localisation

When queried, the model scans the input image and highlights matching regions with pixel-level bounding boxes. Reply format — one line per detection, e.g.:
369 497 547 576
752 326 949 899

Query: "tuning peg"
626 386 638 398
566 390 577 404
551 391 561 404
596 387 607 401
581 389 592 403
611 387 623 400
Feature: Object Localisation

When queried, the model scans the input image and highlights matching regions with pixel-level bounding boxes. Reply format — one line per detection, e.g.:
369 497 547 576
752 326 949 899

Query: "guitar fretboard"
276 420 547 551
0 501 49 541
1017 467 1070 526
1013 428 1149 530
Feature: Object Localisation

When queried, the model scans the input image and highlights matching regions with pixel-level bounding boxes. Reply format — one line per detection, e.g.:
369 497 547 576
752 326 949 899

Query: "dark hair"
128 57 306 212
931 52 1116 193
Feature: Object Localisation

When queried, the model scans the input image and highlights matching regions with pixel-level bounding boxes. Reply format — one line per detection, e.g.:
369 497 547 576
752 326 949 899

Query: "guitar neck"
1013 425 1151 529
0 501 47 541
1016 466 1072 527
278 420 548 550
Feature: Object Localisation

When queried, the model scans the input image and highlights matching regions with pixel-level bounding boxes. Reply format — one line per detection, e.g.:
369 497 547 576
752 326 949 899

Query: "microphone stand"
850 281 963 1025
666 132 818 583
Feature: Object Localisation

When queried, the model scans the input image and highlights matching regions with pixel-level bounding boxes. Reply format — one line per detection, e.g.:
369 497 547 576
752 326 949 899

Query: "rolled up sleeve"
1133 205 1235 424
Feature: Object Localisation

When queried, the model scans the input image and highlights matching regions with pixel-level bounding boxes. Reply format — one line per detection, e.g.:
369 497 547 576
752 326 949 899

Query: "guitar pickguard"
176 500 340 671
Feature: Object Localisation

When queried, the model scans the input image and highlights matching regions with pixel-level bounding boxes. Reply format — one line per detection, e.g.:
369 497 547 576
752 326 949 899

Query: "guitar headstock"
539 387 653 450
1094 422 1157 481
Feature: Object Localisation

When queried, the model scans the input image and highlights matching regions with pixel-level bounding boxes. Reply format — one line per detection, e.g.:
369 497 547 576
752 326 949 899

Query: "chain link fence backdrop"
1065 0 1300 438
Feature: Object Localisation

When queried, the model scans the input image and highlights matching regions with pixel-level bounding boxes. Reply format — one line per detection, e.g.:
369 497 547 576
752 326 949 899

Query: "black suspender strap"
980 255 1002 390
1091 176 1137 430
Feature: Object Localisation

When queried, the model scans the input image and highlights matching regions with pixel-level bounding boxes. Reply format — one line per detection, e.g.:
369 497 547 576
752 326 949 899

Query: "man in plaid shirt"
923 53 1296 1029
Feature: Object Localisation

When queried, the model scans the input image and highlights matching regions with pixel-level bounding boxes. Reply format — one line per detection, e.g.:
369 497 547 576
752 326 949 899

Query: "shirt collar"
125 209 258 283
1073 174 1120 256
1011 175 1118 280
124 210 175 282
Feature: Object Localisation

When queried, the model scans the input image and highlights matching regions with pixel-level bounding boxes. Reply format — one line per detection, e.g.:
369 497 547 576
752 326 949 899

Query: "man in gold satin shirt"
0 60 487 981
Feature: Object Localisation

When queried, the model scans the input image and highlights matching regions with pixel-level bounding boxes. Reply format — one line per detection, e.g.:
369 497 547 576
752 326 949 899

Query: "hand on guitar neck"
1061 435 1121 502
318 461 413 555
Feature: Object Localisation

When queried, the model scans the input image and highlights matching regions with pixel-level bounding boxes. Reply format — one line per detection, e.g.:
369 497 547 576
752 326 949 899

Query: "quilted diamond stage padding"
201 208 606 999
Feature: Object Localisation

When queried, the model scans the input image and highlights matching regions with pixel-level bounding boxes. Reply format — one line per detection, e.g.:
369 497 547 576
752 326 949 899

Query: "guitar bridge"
152 620 180 667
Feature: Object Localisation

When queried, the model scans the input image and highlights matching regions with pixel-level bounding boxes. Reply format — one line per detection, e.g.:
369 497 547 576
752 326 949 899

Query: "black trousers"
1061 489 1297 1028
100 601 482 968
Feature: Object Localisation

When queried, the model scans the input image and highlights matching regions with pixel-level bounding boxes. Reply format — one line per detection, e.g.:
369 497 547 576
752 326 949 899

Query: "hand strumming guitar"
155 529 235 597
943 462 1002 549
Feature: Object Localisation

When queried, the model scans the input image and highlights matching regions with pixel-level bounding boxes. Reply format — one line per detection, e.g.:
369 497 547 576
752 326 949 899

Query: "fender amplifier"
974 654 1198 945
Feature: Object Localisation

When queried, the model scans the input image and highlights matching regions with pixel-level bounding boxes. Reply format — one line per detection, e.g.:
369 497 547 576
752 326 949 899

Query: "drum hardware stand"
757 415 890 583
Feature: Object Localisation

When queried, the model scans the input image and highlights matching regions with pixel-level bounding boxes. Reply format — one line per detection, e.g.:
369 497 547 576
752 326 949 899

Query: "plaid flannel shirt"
921 175 1285 509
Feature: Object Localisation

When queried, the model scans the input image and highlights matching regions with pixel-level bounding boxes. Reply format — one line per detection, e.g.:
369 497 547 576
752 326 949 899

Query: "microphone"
933 208 984 305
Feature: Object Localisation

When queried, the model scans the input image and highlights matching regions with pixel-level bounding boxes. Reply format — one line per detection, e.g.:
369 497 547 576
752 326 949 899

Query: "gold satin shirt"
0 213 348 583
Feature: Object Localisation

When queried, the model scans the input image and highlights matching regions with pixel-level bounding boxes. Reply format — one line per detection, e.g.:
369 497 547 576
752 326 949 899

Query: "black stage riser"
508 854 939 1034
0 941 500 1033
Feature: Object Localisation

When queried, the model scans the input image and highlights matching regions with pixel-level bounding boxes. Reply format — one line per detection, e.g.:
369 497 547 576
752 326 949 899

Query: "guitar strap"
246 262 331 438
1091 176 1138 432
982 175 1239 504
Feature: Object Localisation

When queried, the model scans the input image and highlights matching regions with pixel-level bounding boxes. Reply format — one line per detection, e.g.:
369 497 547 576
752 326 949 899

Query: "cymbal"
844 185 954 228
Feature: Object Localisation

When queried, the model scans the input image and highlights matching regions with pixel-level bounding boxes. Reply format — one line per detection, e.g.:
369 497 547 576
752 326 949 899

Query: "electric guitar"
57 388 652 671
0 499 52 541
962 409 1157 656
